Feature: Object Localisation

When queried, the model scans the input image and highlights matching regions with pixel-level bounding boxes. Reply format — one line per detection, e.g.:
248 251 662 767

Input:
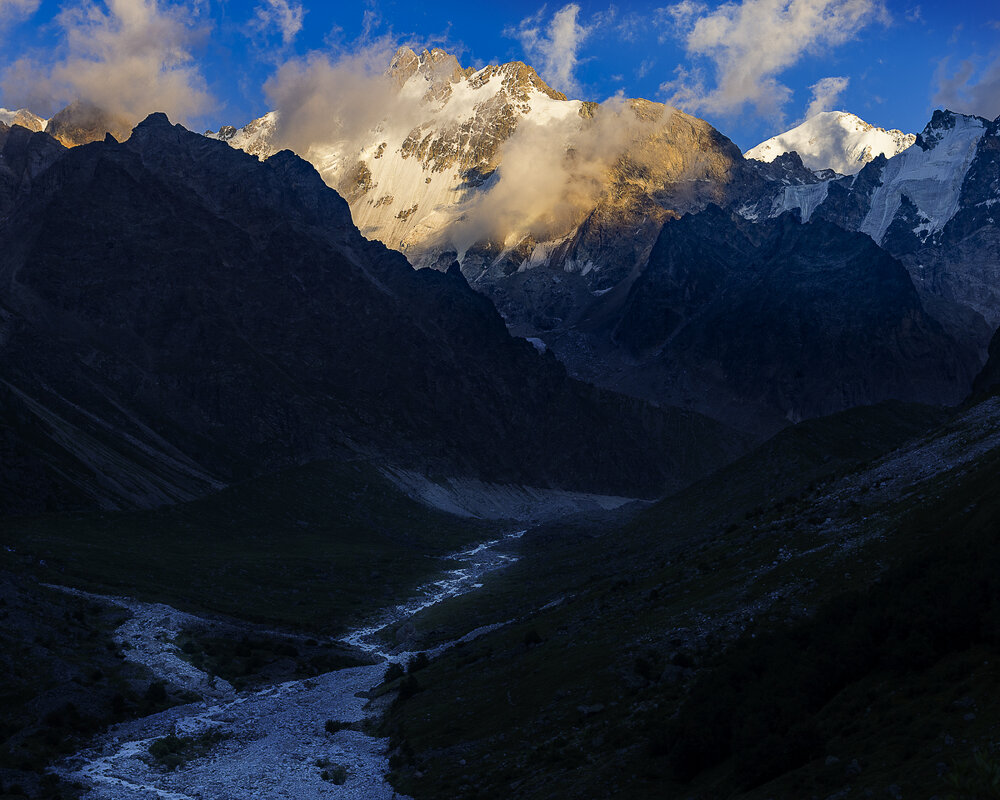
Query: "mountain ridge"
0 113 744 514
744 110 916 175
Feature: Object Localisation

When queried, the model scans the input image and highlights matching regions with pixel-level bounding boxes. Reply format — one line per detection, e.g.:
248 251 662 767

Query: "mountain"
209 54 990 434
42 100 134 147
745 111 915 175
0 114 744 515
765 110 1000 346
546 205 978 434
0 108 46 132
208 47 767 328
206 111 278 159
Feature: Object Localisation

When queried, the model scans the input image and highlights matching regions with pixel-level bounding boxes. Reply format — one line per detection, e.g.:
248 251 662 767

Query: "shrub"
396 674 421 702
321 764 348 785
407 652 429 673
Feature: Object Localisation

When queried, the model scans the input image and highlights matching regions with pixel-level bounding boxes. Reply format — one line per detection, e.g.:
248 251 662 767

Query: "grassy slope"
1 458 497 635
381 400 1000 799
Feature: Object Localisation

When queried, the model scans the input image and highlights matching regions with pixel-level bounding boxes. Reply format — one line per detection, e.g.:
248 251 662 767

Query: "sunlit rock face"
43 100 134 146
0 108 48 132
209 47 763 330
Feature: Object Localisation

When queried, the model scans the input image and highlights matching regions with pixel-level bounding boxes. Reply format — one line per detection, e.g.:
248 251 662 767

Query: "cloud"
249 0 304 47
658 0 889 122
904 5 922 23
449 95 667 247
933 54 1000 120
263 38 414 160
1 0 211 124
506 3 591 95
0 0 40 30
804 75 850 118
265 43 666 251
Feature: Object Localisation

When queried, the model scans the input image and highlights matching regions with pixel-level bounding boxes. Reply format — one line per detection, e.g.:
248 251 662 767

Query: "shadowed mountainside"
0 114 744 514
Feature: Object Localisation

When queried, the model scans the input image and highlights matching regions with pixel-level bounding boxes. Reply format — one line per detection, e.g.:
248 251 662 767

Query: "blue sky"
1 0 997 150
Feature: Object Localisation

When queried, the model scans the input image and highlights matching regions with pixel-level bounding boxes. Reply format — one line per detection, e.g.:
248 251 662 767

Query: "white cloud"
264 39 409 159
933 54 1000 121
507 3 591 95
2 0 211 124
804 75 850 119
658 0 888 122
250 0 304 47
0 0 40 29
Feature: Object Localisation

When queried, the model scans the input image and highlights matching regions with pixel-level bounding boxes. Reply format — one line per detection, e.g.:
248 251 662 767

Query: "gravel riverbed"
53 530 527 799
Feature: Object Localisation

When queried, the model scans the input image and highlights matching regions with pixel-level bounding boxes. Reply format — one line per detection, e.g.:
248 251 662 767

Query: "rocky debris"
45 587 234 699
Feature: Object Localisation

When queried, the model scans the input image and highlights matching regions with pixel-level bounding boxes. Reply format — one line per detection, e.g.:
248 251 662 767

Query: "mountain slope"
0 114 743 514
745 111 915 175
544 206 978 434
765 110 1000 335
382 392 1000 800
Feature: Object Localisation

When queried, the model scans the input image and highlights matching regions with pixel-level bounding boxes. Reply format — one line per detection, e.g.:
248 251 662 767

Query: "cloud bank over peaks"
1 0 212 126
659 0 888 123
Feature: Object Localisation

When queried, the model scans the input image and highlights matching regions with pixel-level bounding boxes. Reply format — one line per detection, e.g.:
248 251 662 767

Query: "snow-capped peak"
0 107 47 132
745 111 915 175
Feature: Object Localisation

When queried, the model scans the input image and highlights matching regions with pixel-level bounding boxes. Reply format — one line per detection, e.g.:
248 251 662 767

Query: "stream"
56 529 527 800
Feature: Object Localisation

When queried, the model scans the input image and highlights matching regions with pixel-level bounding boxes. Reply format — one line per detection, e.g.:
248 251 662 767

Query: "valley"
2 14 1000 800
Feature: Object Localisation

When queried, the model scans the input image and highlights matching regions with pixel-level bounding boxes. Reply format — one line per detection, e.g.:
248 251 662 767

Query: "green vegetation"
148 730 229 771
668 445 1000 785
176 630 368 690
0 577 193 799
1 458 497 634
948 749 1000 800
